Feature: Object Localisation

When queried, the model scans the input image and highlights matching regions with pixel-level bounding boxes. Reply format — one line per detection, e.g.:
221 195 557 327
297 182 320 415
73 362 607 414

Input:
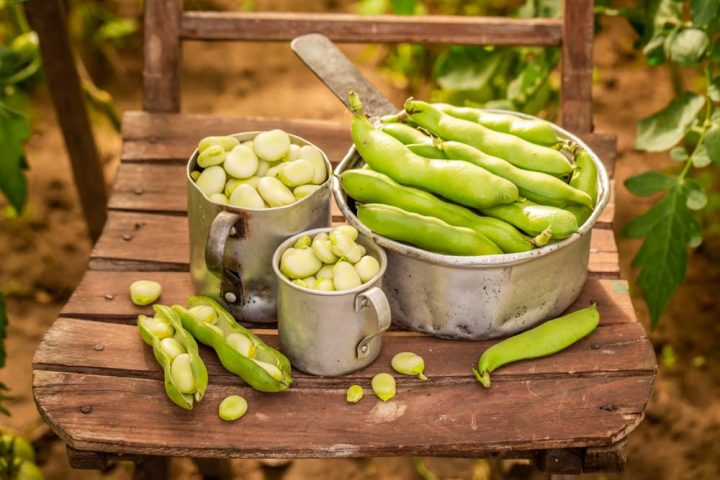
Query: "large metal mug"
333 111 611 340
187 132 332 323
272 228 390 376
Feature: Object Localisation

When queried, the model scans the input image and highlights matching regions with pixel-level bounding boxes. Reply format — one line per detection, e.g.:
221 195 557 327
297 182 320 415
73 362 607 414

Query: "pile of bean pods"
341 92 599 256
279 225 381 291
191 129 328 208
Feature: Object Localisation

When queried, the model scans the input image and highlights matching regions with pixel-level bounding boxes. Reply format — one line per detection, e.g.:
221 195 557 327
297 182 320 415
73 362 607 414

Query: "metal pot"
332 114 611 340
272 228 390 376
187 132 332 323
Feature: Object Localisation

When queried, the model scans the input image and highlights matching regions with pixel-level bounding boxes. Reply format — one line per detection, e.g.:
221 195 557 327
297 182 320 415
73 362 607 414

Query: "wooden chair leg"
193 458 234 480
134 456 170 480
66 446 109 470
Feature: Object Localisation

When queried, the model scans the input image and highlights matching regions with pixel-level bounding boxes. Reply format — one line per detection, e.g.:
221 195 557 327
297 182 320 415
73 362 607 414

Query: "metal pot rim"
332 109 611 268
186 131 333 212
272 227 388 296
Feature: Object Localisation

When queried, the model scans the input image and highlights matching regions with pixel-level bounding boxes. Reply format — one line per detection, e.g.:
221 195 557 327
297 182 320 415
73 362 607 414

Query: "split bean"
357 203 502 256
346 385 364 403
224 144 259 179
130 280 162 306
174 297 292 392
229 184 266 209
278 159 314 187
333 260 362 290
391 352 427 380
341 169 533 253
253 129 291 162
138 305 208 409
197 145 226 168
196 166 226 196
199 136 239 152
257 177 295 207
371 373 396 402
349 92 519 210
218 395 248 421
311 233 339 264
481 200 579 240
473 304 599 387
329 231 364 263
404 99 572 176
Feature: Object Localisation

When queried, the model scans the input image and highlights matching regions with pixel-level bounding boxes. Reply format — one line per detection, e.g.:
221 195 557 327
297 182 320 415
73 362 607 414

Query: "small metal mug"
187 132 332 323
272 228 390 376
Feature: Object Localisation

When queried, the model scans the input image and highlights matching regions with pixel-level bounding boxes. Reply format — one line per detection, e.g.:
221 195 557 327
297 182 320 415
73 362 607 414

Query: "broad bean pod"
433 103 559 146
481 200 579 240
138 305 208 409
173 297 292 392
473 304 599 387
349 93 518 209
357 203 502 256
439 140 592 208
341 168 532 253
565 149 599 226
404 99 573 176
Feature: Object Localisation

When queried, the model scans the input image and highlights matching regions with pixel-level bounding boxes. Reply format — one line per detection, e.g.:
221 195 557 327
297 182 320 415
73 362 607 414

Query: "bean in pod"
433 103 560 146
174 297 292 392
341 168 533 253
381 123 447 158
438 140 593 208
349 92 519 210
473 304 599 387
404 99 573 176
565 149 599 226
481 200 579 240
358 203 502 256
138 305 208 409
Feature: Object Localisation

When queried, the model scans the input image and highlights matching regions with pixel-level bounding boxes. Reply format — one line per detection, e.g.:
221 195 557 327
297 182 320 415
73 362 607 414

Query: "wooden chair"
31 1 655 478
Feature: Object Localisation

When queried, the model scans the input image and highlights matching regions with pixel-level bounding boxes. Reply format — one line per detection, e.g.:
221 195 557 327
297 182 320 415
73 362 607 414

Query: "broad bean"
197 145 226 168
196 166 226 196
278 159 314 187
229 184 266 209
225 145 259 179
391 352 427 380
333 260 362 290
138 305 208 409
354 255 380 282
226 332 256 358
219 395 248 421
311 233 339 264
481 200 579 240
406 143 447 159
346 385 364 403
187 305 216 324
293 184 320 199
281 244 322 279
473 304 599 387
257 177 295 207
256 160 272 177
381 122 433 145
315 278 335 291
332 225 359 241
349 92 518 210
371 373 396 401
287 143 302 161
190 170 200 181
198 135 239 152
565 150 599 226
316 264 334 279
358 203 502 256
174 297 292 392
300 145 328 184
254 129 290 162
404 99 572 176
209 193 228 205
225 176 260 197
329 231 364 263
129 280 162 306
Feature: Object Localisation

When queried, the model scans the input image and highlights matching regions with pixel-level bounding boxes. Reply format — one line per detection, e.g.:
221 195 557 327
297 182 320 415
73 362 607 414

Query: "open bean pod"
173 296 293 393
137 305 209 410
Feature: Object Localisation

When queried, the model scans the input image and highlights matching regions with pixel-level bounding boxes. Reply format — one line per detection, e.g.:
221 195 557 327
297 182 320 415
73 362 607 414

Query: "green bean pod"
357 203 502 256
433 103 560 146
341 168 532 253
481 200 579 240
404 99 573 176
565 150 599 225
381 122 432 145
406 143 447 159
173 297 292 392
439 140 592 208
349 92 519 209
473 304 599 387
138 305 208 409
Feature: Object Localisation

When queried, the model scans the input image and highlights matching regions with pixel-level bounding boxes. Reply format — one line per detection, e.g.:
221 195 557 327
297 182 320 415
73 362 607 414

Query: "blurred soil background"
0 0 718 478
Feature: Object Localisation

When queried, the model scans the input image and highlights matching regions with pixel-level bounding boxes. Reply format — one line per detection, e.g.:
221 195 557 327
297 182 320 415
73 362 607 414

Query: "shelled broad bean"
191 129 327 209
341 92 601 257
279 225 381 292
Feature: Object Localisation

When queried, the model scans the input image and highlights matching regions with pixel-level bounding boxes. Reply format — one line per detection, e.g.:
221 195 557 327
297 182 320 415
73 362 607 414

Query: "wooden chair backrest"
143 0 593 133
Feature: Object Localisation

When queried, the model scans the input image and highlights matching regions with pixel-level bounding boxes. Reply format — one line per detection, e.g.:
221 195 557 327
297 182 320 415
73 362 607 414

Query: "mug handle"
205 210 246 305
354 286 391 359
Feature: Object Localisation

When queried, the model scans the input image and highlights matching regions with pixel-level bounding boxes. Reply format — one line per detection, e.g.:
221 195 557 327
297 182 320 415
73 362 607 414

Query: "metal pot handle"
205 210 246 305
354 286 391 359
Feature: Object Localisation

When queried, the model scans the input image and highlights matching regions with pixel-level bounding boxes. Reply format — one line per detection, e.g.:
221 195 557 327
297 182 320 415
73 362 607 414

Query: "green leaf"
691 0 720 27
691 142 712 167
668 29 710 65
0 101 30 212
705 123 720 164
625 171 672 196
432 47 505 92
709 78 720 102
624 180 700 328
686 188 707 210
0 294 6 368
670 146 688 161
635 92 706 151
390 0 415 15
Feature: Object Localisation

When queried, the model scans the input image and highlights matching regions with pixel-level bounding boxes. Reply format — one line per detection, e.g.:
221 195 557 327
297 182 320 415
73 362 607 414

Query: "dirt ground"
0 6 719 480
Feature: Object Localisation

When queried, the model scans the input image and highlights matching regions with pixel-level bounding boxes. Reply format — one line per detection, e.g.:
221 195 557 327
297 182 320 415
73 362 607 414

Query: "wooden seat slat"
108 162 616 226
88 211 619 275
33 369 651 458
120 112 617 176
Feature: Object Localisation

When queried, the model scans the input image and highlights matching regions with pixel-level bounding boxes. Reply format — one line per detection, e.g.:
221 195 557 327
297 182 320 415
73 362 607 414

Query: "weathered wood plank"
119 113 617 174
180 12 563 46
560 0 594 133
33 370 651 458
143 0 182 112
34 318 654 387
108 162 615 226
89 211 619 275
61 271 635 325
25 0 108 241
